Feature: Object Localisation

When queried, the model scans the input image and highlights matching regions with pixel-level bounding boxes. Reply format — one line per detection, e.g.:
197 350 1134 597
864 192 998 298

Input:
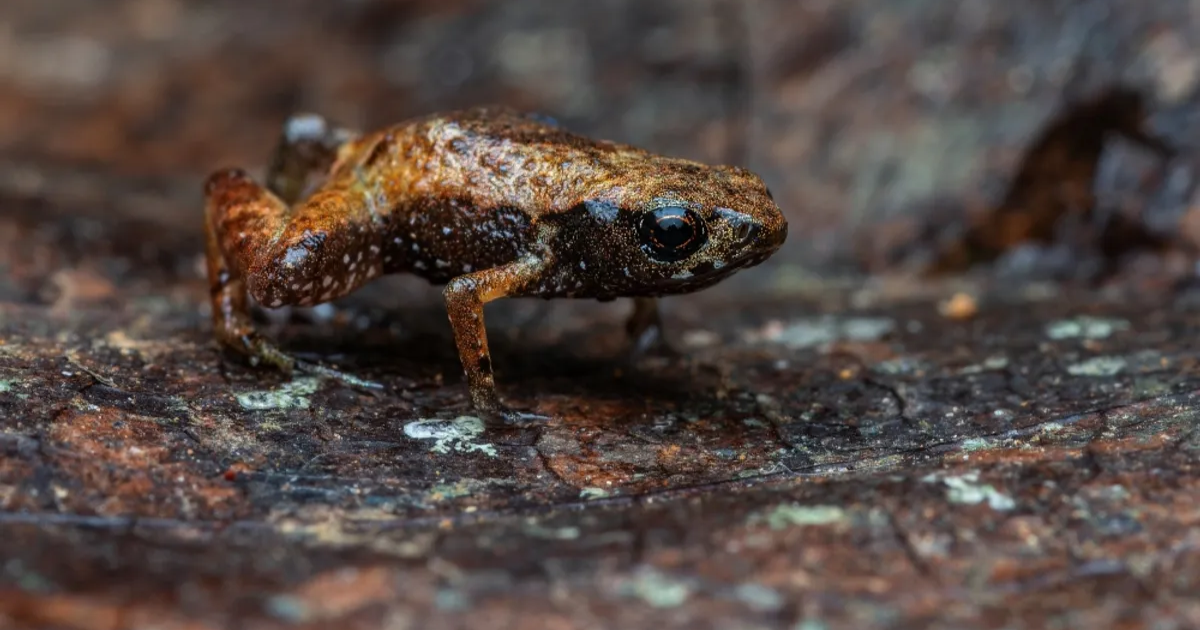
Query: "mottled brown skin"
204 106 788 424
927 86 1175 274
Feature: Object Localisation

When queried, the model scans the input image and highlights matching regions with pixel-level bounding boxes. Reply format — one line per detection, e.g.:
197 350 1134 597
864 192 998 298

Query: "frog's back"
375 107 652 216
414 106 628 158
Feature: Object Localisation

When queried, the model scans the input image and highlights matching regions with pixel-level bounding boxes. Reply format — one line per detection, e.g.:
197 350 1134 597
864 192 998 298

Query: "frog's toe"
476 404 552 427
234 334 296 374
499 409 553 427
293 358 385 392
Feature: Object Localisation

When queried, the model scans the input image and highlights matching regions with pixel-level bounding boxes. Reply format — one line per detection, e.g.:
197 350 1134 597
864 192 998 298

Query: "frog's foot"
218 328 383 392
239 333 298 375
628 323 684 362
468 394 551 427
484 406 554 428
266 113 361 204
625 297 684 364
292 358 385 392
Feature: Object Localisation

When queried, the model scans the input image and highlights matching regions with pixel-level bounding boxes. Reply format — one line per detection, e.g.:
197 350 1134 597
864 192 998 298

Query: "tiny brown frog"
204 107 787 424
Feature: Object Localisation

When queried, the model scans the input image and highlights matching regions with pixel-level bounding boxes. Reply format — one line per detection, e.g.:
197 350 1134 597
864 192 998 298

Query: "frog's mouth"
655 249 773 292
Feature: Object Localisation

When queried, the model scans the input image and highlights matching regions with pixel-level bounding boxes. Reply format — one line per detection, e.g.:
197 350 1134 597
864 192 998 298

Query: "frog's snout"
765 217 788 250
741 215 787 258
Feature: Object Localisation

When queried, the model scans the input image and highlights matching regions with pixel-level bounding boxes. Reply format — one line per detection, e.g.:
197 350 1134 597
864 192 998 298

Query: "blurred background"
1 0 1197 292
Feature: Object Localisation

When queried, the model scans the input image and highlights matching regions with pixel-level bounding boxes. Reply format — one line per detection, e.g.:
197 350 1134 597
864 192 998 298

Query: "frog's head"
551 161 788 298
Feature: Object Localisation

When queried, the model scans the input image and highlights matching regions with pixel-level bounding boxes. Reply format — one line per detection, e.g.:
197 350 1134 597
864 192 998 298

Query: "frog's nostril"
736 222 760 247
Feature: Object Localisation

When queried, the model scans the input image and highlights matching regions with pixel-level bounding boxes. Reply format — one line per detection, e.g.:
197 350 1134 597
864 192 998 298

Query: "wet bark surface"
1 1 1200 629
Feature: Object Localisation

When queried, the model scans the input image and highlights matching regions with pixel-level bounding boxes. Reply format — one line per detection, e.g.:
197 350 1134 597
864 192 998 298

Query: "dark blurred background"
2 0 1196 287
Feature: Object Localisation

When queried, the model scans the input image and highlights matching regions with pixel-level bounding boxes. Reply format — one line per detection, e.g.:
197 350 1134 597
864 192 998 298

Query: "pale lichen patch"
923 471 1015 511
1045 316 1130 340
403 416 496 457
235 377 321 410
1067 356 1127 376
751 503 848 530
617 567 693 608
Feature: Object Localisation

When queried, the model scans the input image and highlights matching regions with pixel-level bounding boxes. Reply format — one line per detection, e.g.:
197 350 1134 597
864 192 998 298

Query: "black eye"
640 206 706 262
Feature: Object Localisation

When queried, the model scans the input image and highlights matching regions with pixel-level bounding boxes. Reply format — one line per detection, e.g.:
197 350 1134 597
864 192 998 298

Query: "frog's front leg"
625 297 683 360
203 168 383 390
443 255 552 426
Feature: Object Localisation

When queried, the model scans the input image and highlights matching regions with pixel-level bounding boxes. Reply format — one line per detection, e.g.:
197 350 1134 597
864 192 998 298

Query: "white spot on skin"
412 243 420 252
282 245 308 268
672 270 693 280
463 264 472 272
393 237 403 244
323 276 333 288
712 260 725 270
320 290 335 301
302 281 313 292
623 268 632 277
368 265 379 277
384 256 393 264
369 245 380 254
269 299 283 308
436 260 450 269
343 253 350 264
357 251 363 262
290 282 300 291
415 261 427 270
579 260 587 270
348 261 357 272
442 226 452 235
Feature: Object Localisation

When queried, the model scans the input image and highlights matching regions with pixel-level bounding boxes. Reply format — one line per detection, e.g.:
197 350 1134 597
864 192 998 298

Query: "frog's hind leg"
265 113 360 204
203 168 383 390
203 170 294 374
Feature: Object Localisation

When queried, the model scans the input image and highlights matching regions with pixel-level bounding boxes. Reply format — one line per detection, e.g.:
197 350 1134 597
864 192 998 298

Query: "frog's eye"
640 206 706 262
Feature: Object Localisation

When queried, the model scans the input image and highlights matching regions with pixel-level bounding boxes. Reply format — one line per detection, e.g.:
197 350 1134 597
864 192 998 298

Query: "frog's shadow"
280 299 713 409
